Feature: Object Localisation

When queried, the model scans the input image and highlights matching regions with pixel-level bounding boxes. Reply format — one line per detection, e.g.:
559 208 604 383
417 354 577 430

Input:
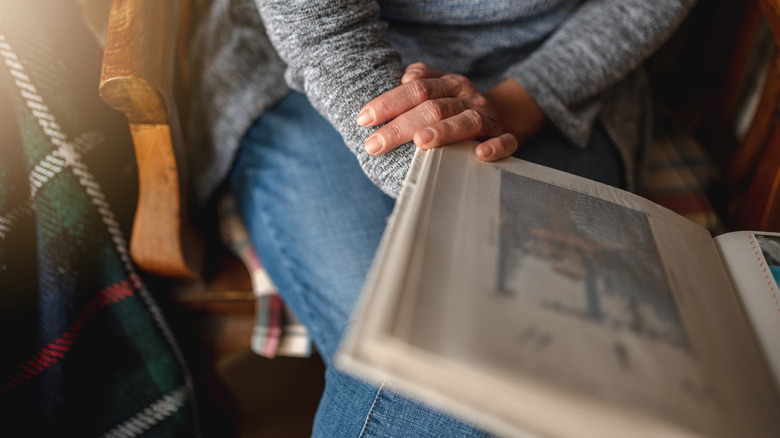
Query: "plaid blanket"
641 117 725 235
217 193 311 358
0 2 198 436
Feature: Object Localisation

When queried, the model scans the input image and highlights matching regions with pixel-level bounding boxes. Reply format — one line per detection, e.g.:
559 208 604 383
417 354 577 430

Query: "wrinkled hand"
357 62 544 161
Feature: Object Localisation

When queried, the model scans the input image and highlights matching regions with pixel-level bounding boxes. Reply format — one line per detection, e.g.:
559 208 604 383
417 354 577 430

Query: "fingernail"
415 128 435 146
357 108 375 126
365 135 384 155
477 144 493 159
403 70 422 81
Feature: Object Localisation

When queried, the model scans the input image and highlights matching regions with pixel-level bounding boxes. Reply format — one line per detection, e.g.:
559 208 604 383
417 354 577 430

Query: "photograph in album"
496 171 687 349
338 142 780 438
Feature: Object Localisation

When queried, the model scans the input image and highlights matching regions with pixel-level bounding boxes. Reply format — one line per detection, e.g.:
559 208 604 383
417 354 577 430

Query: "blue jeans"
229 91 624 437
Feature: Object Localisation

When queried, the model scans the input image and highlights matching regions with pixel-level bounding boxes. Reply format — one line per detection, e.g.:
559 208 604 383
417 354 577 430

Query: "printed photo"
756 234 780 285
497 171 689 350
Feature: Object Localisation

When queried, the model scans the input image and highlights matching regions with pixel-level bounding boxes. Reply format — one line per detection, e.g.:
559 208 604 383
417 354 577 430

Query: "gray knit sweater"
187 0 695 206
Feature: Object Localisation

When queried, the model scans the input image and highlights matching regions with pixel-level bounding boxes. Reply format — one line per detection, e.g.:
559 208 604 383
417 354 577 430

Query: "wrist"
485 78 546 144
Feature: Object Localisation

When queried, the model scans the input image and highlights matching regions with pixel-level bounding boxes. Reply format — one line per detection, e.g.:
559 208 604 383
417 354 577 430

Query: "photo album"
337 142 780 438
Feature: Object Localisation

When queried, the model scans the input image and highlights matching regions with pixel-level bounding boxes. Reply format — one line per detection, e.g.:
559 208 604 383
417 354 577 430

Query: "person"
188 0 698 436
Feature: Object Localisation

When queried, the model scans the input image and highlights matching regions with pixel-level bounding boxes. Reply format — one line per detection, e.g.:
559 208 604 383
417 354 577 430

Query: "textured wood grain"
727 49 780 187
99 0 202 277
729 0 780 231
128 124 202 276
99 0 175 123
737 121 780 230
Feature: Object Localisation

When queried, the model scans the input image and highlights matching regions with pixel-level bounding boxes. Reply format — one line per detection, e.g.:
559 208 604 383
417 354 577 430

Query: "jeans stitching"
359 382 386 438
249 172 326 351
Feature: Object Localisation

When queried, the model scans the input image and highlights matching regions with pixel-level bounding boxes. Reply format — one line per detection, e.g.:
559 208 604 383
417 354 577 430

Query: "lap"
229 91 395 362
229 90 624 437
230 91 624 360
516 121 626 189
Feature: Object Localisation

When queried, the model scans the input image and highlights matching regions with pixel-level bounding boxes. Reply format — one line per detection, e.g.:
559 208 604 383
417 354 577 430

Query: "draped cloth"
0 1 199 435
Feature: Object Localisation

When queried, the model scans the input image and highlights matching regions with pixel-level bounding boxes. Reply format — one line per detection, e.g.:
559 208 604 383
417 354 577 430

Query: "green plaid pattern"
0 2 198 436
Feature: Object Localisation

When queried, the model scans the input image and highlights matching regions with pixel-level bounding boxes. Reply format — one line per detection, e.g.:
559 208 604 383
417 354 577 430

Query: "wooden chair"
98 3 326 435
98 7 265 434
95 0 778 435
96 0 780 367
96 0 780 357
99 0 258 360
722 0 780 231
647 0 780 232
99 0 202 278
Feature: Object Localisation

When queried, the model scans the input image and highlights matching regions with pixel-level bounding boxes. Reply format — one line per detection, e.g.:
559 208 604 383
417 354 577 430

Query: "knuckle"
471 94 489 108
441 74 459 88
447 73 470 89
421 99 446 121
440 119 458 136
463 109 483 131
386 123 405 141
377 123 402 144
407 80 430 102
375 100 391 116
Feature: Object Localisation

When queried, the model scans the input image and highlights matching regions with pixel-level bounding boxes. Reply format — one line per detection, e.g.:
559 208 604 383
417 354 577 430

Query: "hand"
357 62 545 161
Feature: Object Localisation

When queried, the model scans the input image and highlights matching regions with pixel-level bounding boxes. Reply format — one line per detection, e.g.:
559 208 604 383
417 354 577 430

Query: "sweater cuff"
507 64 600 149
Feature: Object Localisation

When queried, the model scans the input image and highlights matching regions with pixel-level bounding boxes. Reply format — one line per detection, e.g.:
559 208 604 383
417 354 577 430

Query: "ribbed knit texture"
187 0 695 204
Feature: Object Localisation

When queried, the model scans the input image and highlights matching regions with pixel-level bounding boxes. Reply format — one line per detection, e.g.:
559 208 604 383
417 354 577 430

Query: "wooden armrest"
99 0 202 277
729 0 780 231
685 0 780 232
733 0 780 231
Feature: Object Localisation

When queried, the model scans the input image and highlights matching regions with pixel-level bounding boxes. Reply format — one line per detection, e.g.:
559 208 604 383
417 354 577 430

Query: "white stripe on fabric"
21 89 42 102
14 78 36 93
4 58 23 71
31 109 55 121
0 34 200 432
8 67 30 82
27 142 95 199
0 45 17 57
0 204 33 242
101 387 188 438
0 203 33 240
27 101 51 113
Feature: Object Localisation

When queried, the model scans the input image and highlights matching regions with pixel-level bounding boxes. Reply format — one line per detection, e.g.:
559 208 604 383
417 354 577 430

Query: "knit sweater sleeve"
255 0 410 197
506 0 696 148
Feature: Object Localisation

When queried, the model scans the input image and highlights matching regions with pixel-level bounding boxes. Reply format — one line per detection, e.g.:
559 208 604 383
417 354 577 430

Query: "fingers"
401 62 443 83
357 74 471 127
475 134 519 161
413 109 503 150
358 63 515 158
364 98 466 155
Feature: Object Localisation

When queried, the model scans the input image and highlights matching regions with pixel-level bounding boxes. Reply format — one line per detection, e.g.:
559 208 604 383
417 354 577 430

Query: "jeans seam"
359 382 386 438
251 180 325 350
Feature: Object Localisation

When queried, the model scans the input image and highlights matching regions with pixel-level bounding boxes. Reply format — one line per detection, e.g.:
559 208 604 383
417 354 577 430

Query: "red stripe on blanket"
1 280 135 390
261 296 284 358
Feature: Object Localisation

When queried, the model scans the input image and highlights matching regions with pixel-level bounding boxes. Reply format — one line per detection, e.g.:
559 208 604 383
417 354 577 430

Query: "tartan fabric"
0 2 198 436
641 117 725 235
217 193 311 358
